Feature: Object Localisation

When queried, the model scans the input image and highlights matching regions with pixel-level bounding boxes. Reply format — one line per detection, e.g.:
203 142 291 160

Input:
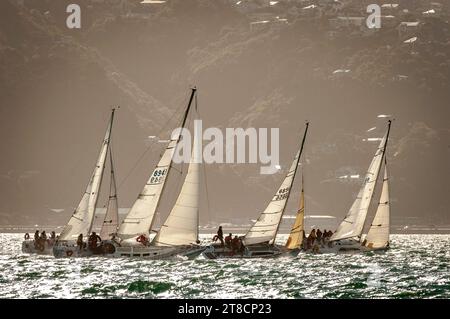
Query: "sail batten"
59 109 115 241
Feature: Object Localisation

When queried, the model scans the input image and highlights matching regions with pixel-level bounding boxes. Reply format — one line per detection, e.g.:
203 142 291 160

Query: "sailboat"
103 87 204 259
306 121 392 253
53 109 118 258
203 122 309 259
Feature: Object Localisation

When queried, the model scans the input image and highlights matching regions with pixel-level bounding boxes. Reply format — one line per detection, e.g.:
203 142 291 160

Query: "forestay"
59 109 115 241
152 134 200 246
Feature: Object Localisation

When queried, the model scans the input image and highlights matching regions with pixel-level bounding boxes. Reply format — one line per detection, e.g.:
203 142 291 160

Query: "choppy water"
0 233 449 299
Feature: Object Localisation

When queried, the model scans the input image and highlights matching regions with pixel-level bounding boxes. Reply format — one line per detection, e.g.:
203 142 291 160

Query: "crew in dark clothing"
316 229 323 243
88 232 102 250
34 230 40 241
77 234 84 251
40 231 47 241
212 226 224 246
231 236 241 254
307 229 316 249
50 231 56 240
225 233 233 248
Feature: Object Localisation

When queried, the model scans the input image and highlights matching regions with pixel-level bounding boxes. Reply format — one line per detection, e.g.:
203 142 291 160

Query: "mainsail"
243 122 309 246
331 121 391 242
100 147 119 240
152 131 200 246
285 177 305 250
363 161 390 249
59 109 115 241
117 88 197 241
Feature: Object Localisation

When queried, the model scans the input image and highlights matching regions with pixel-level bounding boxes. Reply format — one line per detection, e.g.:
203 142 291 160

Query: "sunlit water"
0 233 449 299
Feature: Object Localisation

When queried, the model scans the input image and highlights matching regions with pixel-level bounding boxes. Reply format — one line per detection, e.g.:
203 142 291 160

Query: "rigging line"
202 158 212 228
101 142 114 209
115 93 191 191
195 97 212 228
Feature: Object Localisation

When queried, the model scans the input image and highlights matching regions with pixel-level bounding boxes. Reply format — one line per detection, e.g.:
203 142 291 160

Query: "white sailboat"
53 109 116 258
306 121 392 253
203 122 309 259
104 87 204 259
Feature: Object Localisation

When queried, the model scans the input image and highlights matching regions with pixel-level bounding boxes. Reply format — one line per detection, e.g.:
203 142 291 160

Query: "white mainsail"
152 132 200 246
243 123 308 246
117 133 181 241
363 163 390 249
117 88 197 241
59 109 115 241
331 131 389 242
244 149 301 245
100 147 119 240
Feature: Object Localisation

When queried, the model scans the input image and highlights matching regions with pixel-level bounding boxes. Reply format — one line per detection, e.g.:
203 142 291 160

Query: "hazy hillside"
0 0 449 227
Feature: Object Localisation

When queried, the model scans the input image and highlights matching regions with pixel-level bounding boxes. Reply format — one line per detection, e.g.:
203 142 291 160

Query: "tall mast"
59 108 115 241
87 108 115 235
117 88 197 240
272 121 309 243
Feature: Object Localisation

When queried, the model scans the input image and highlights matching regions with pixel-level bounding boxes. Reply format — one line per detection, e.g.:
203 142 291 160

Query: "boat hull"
53 240 205 259
22 240 54 255
105 242 205 259
202 243 290 259
301 238 389 254
53 242 104 258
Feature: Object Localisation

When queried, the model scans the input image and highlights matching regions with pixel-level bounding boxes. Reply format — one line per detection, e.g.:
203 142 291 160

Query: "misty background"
0 0 449 229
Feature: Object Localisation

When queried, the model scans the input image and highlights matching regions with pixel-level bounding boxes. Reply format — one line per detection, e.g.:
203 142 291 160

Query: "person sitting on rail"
77 234 84 251
88 232 102 250
136 234 150 246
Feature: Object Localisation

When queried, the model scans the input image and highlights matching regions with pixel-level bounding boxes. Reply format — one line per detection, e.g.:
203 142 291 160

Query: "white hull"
106 243 205 259
53 241 101 258
301 239 389 254
53 240 205 259
202 243 294 259
22 240 54 255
